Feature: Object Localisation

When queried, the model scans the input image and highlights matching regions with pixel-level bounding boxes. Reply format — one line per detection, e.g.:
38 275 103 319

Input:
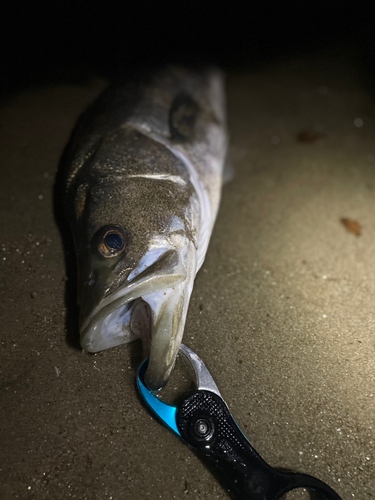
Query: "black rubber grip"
176 390 342 500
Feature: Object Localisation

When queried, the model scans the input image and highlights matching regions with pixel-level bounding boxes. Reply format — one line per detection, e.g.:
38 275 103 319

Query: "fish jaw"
143 241 197 390
79 245 187 352
143 275 195 390
79 239 197 391
80 298 138 352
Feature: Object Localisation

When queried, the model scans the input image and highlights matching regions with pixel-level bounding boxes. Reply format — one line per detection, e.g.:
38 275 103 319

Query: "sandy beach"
0 50 374 499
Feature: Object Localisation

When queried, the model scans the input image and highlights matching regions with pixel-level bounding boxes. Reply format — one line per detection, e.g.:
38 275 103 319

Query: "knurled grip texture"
176 390 342 500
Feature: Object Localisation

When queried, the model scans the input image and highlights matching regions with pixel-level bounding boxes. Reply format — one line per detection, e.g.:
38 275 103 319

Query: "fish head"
68 133 199 390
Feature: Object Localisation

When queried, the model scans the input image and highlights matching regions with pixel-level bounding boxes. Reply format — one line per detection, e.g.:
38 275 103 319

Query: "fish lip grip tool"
137 344 342 500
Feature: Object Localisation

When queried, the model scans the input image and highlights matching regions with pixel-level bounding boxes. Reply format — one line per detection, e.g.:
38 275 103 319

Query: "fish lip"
80 246 185 335
79 284 145 341
79 294 137 352
79 270 187 352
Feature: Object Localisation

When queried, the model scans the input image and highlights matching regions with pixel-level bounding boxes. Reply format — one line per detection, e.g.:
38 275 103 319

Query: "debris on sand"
340 218 362 236
297 130 324 143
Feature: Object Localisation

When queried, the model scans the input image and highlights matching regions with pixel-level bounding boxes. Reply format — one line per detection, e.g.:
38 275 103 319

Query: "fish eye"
95 225 128 258
104 232 123 250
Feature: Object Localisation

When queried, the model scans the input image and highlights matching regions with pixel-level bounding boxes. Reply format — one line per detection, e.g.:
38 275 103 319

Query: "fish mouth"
80 296 144 353
79 244 197 390
79 252 186 352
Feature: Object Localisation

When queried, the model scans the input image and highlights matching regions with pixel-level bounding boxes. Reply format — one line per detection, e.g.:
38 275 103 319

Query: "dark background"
1 1 374 94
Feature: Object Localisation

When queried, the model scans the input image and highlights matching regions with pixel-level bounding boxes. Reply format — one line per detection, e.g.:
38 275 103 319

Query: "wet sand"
1 52 374 499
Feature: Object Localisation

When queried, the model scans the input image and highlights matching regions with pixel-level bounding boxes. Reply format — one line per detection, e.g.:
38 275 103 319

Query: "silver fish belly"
63 67 227 389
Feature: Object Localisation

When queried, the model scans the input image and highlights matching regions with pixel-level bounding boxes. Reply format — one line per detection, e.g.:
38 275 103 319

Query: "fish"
62 66 227 390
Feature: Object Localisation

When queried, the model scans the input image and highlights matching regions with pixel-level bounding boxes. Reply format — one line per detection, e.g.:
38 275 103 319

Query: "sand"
0 51 374 499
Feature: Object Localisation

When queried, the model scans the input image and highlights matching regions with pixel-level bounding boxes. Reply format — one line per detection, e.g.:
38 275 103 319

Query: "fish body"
63 67 227 389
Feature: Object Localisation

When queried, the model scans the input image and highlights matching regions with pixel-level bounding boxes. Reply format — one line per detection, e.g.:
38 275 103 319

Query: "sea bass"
63 67 227 390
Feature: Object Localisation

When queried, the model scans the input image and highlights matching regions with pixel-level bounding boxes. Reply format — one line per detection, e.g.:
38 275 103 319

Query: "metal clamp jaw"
137 344 342 500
